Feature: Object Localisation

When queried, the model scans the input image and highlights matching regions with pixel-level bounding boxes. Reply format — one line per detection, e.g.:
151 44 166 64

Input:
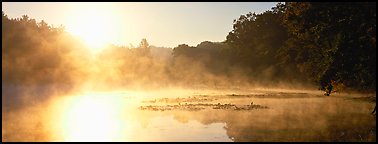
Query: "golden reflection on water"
49 92 134 142
46 91 232 142
5 90 373 142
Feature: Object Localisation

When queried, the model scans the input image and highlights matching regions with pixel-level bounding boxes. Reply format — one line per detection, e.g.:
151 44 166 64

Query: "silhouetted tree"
139 38 149 49
225 8 300 82
136 38 151 57
280 2 376 91
2 12 90 87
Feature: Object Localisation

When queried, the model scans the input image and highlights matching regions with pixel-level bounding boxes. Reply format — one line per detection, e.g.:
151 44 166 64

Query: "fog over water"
2 2 376 141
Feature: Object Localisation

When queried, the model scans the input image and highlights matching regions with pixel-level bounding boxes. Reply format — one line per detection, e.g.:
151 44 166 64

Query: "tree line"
173 2 376 92
2 2 376 92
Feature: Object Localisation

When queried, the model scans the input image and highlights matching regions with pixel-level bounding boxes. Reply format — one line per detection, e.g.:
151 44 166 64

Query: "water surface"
2 89 376 142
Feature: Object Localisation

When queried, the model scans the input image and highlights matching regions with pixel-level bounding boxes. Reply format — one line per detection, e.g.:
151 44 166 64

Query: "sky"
2 2 278 48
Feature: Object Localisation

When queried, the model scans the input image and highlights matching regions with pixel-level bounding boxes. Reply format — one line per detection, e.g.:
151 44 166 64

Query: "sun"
66 4 119 53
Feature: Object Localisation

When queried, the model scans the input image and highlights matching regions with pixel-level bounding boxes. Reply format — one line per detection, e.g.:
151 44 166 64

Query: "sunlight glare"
66 4 120 53
56 93 125 142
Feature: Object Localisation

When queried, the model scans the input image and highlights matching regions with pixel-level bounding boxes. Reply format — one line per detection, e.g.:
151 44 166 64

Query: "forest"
2 2 376 96
2 2 376 142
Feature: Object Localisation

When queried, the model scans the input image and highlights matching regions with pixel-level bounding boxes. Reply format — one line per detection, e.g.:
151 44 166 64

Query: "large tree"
225 8 300 82
280 2 376 91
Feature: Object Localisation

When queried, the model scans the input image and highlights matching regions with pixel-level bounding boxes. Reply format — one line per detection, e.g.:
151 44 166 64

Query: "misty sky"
2 2 278 47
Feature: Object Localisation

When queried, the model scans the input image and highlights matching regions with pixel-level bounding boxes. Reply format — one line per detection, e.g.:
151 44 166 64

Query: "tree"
280 2 376 91
136 38 151 57
139 38 149 49
225 8 294 81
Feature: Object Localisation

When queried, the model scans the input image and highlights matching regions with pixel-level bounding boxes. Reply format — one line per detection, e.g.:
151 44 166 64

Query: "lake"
2 88 376 142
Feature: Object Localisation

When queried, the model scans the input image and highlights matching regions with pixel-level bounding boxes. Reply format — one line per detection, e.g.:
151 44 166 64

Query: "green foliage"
224 2 376 91
2 2 376 92
280 2 376 91
172 41 232 75
225 7 304 82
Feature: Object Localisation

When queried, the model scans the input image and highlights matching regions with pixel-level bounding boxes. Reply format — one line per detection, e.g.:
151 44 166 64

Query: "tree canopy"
2 2 376 93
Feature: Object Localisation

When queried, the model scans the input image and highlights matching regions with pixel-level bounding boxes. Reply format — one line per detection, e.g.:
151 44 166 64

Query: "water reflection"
160 97 376 142
48 91 232 142
58 95 123 141
2 91 375 142
125 115 231 142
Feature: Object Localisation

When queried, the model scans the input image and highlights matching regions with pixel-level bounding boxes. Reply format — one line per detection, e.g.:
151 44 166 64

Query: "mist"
2 2 376 142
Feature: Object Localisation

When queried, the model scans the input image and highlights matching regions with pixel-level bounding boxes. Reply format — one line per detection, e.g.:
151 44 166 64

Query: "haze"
2 2 376 142
2 2 278 47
